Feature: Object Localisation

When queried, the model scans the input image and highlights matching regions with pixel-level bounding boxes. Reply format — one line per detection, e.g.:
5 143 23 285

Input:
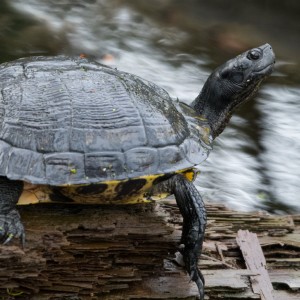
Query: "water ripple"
258 86 300 212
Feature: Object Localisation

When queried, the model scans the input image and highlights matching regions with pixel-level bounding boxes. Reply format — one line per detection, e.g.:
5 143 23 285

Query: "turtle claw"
182 247 205 300
21 232 26 249
191 268 205 300
0 209 25 246
3 233 14 245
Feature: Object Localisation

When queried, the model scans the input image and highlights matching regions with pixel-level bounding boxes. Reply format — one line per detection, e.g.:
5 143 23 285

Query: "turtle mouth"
253 62 275 76
252 43 275 76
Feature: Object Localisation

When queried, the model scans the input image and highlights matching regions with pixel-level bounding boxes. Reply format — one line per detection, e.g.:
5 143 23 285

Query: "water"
258 86 300 212
1 0 299 213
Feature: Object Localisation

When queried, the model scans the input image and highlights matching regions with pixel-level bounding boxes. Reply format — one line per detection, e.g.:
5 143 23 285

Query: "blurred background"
1 0 299 213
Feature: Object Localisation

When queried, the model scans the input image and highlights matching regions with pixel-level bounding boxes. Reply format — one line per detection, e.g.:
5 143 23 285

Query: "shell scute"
84 152 124 180
0 64 24 83
125 147 158 177
180 138 208 165
44 153 85 185
7 148 45 183
158 145 188 173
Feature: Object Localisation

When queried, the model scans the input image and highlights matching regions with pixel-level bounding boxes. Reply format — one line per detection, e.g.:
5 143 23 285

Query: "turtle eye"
247 49 261 60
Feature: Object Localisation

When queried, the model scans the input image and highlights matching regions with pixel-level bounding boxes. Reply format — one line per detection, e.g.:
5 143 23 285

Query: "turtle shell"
0 56 212 185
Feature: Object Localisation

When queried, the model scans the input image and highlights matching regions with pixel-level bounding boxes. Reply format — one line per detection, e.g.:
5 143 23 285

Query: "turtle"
0 43 275 299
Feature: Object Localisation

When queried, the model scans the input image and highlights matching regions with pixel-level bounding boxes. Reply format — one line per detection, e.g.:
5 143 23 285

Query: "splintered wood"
236 230 274 300
0 201 299 299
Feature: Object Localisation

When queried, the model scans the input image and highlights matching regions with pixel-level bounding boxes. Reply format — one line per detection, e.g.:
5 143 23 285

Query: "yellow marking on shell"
60 177 153 204
18 183 51 205
149 192 169 201
17 168 197 205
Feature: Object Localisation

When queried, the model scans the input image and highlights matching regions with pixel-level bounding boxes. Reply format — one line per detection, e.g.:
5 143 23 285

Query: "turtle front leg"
0 177 25 246
153 174 206 300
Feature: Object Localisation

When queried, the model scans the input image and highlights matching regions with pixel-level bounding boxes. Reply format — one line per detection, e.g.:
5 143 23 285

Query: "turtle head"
193 43 275 138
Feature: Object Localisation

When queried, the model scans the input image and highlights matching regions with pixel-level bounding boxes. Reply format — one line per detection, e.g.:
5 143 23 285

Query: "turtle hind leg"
0 177 25 246
153 174 206 300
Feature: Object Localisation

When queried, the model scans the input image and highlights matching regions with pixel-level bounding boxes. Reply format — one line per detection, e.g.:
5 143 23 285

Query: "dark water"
1 0 299 213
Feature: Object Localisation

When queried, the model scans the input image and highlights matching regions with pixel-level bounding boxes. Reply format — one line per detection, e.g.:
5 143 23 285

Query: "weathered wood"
269 270 300 291
0 201 299 299
236 230 274 300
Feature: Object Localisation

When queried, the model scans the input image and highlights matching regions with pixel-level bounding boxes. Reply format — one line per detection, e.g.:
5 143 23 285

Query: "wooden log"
0 203 198 299
0 201 299 299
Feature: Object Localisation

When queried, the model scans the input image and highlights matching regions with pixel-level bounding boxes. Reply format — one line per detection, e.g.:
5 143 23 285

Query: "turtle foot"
181 245 205 300
0 209 25 247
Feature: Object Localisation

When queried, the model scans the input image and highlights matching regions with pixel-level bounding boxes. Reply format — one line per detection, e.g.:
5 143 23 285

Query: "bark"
0 201 299 300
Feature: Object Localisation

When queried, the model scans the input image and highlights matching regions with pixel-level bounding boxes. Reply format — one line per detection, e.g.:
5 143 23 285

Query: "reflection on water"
2 0 300 212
